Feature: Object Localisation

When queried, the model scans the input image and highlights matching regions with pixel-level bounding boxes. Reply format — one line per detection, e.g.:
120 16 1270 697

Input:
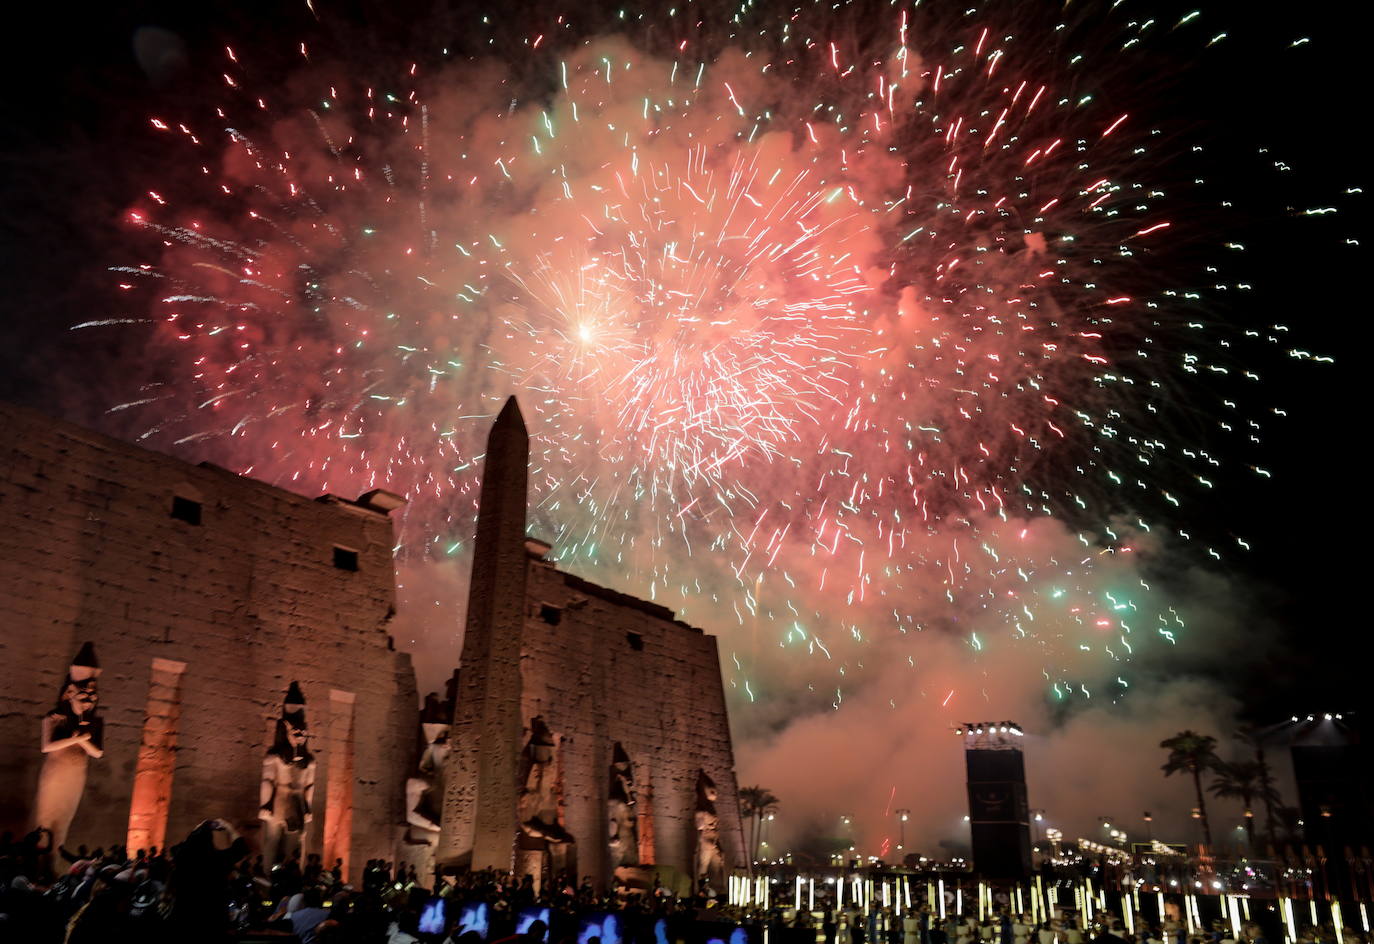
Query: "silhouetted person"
165 819 248 941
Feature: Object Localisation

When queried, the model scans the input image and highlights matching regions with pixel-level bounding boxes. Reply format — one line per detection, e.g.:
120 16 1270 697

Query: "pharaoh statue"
694 770 725 894
405 693 452 844
607 743 639 868
516 716 574 885
35 643 104 853
259 682 317 867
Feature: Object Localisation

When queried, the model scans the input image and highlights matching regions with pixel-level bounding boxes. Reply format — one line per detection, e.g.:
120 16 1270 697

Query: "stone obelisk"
438 396 528 869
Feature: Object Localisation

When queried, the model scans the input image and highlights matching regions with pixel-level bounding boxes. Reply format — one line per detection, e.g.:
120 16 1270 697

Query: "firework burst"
98 0 1304 712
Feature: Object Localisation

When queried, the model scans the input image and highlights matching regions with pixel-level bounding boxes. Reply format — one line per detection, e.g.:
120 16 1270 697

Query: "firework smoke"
87 0 1338 848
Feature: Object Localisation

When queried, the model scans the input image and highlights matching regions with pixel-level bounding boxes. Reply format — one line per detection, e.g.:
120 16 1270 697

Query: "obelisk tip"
493 395 525 432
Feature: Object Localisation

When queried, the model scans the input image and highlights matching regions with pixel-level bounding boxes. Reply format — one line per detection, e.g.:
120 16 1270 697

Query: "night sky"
0 0 1365 845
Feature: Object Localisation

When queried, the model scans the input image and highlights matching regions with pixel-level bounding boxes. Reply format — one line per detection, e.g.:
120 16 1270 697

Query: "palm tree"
1161 730 1221 848
1209 760 1275 849
1235 726 1284 850
738 785 780 874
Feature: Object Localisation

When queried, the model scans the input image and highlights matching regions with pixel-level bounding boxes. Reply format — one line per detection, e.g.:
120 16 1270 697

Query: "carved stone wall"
437 398 745 888
0 402 417 879
521 560 746 888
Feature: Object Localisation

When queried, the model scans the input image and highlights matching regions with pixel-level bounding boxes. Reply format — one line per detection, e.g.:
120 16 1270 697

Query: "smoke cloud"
729 510 1282 855
80 6 1294 860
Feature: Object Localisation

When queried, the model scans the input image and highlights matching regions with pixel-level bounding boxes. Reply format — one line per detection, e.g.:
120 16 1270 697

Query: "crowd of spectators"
0 821 728 943
2 824 1365 944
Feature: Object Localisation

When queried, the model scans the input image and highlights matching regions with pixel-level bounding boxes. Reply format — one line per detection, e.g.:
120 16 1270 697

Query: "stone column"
323 690 356 878
126 657 187 853
637 759 656 865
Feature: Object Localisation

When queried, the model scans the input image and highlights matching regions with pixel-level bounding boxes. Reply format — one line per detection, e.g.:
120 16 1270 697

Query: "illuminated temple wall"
0 402 417 878
519 550 748 887
437 399 745 889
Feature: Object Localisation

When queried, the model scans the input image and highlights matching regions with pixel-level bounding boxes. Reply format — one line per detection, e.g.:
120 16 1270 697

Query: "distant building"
1290 714 1371 850
0 402 417 879
436 398 745 892
960 722 1032 880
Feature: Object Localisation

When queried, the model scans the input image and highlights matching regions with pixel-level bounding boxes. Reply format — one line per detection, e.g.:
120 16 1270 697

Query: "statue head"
696 770 718 805
56 643 101 720
270 718 312 764
420 691 453 726
526 716 556 765
60 679 99 718
270 682 313 764
284 720 307 750
419 722 450 772
610 743 636 806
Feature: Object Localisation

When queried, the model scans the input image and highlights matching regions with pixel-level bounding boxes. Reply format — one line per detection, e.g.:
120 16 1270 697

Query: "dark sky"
0 0 1363 718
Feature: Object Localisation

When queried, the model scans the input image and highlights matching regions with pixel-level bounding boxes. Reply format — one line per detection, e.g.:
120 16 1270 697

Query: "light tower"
956 721 1032 880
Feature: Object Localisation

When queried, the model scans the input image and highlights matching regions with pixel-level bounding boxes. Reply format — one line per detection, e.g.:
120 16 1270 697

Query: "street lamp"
761 811 775 855
1100 817 1127 847
1030 809 1046 851
896 809 910 851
